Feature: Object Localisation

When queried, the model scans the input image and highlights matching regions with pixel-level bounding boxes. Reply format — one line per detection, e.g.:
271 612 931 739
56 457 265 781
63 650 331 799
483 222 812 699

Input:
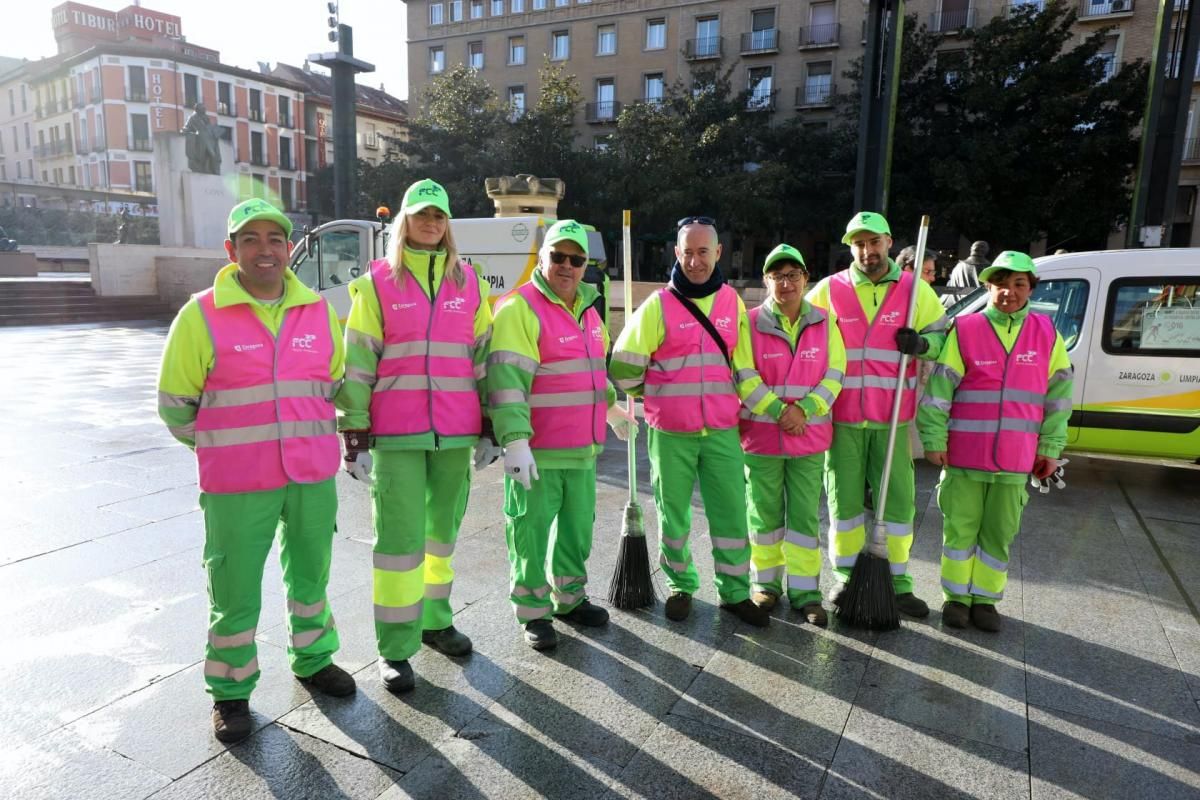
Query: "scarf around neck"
669 261 726 299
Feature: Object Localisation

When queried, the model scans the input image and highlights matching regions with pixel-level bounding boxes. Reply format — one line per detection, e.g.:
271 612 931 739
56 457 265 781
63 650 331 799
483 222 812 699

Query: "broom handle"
622 209 637 506
873 215 930 526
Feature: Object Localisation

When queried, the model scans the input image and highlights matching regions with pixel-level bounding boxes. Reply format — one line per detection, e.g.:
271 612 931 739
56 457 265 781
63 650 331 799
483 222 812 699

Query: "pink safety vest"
828 269 918 424
947 311 1056 474
516 283 608 449
740 305 835 457
193 289 340 494
369 258 482 437
644 286 741 433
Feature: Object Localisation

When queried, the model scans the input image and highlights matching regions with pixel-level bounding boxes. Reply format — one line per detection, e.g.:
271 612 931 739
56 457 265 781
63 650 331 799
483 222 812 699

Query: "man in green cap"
158 198 356 743
488 220 635 650
611 217 804 628
807 211 948 619
918 251 1072 632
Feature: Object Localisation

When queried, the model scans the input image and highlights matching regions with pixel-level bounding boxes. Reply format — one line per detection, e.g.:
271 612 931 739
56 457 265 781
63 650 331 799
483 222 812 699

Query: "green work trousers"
825 423 916 594
937 471 1027 606
503 463 597 623
200 478 339 701
648 427 751 604
371 447 471 661
745 452 824 607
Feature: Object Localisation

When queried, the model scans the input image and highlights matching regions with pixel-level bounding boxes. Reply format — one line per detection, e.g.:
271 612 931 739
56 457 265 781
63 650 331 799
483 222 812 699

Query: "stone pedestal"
485 174 565 219
154 131 237 249
0 252 38 277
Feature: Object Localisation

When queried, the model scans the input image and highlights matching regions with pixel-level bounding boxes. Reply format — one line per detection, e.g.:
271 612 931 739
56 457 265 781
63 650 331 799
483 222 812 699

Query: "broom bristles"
835 553 900 631
607 502 656 609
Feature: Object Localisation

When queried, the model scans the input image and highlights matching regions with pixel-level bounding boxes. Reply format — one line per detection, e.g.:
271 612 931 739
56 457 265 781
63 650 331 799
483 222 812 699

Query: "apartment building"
404 0 1200 244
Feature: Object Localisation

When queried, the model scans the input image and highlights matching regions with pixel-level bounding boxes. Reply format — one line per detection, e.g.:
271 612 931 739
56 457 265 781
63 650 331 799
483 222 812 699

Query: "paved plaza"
0 320 1198 799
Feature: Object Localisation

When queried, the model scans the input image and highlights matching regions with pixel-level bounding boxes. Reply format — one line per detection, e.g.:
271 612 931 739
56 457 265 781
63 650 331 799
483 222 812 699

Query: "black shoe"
896 592 930 618
555 599 609 627
942 601 970 629
422 625 473 656
378 658 415 693
720 598 771 628
212 699 252 743
664 592 692 622
524 619 558 650
296 663 356 697
970 603 1002 632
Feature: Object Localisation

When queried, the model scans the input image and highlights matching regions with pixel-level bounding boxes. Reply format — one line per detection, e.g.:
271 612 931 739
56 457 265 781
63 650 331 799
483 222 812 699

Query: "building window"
430 46 446 73
807 3 837 45
747 66 773 109
594 78 616 120
644 72 664 104
278 96 292 128
127 66 147 102
509 36 526 65
533 0 546 9
24 122 31 148
471 0 484 18
20 85 27 112
555 0 569 6
492 0 504 13
694 16 721 58
511 0 524 10
803 61 833 105
15 162 21 180
130 113 151 150
183 74 199 108
134 161 152 193
938 49 966 85
7 89 12 115
449 0 463 21
1 165 5 181
218 82 234 116
279 136 292 170
468 41 485 69
280 177 294 211
748 8 777 50
249 89 263 121
430 2 444 24
646 18 666 50
597 24 616 55
508 85 526 119
251 130 265 165
552 30 570 60
364 123 378 149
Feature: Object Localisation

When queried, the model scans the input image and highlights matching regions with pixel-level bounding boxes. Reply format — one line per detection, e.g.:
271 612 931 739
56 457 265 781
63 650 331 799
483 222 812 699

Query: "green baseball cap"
979 250 1037 282
841 211 891 245
543 219 589 256
401 178 452 218
762 243 807 273
227 198 292 238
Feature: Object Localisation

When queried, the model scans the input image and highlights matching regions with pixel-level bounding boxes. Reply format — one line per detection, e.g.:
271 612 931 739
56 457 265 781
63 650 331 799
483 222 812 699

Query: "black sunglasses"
548 250 587 268
677 215 716 228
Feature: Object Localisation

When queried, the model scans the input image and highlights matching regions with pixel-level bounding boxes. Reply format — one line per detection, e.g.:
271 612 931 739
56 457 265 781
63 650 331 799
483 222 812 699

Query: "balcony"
585 100 623 123
1183 138 1200 162
930 9 976 33
740 28 779 54
279 153 293 170
796 83 835 107
745 92 777 112
1079 0 1133 15
249 108 263 122
126 90 148 102
250 154 269 167
217 101 234 116
91 137 107 152
33 140 74 158
685 36 723 60
1004 0 1045 14
129 139 153 152
279 114 293 129
799 23 841 48
134 178 153 193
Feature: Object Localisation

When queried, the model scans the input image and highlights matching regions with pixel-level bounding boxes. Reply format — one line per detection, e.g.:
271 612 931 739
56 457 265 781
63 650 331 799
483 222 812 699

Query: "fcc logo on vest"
714 316 732 331
878 310 901 326
291 333 319 352
442 297 467 314
798 346 822 360
1014 349 1040 366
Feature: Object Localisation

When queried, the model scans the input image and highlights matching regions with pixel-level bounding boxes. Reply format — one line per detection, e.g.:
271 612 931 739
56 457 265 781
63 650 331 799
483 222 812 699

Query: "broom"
608 209 656 610
836 214 931 631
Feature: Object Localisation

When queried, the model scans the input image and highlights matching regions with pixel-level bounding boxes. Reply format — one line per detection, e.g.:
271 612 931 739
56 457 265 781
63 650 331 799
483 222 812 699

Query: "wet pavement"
1 320 1198 799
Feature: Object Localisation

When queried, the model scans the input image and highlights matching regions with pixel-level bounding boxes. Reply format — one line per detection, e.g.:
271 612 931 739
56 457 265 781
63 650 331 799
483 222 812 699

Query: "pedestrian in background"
487 220 635 650
336 179 493 692
741 244 846 626
919 251 1072 632
157 198 355 743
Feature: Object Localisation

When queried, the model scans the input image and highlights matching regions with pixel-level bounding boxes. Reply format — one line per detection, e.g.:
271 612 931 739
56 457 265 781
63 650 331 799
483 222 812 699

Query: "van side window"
1104 278 1200 356
1029 279 1090 351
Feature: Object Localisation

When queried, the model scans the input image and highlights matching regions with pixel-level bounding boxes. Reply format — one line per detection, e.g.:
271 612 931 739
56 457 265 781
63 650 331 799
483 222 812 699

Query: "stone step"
0 306 175 326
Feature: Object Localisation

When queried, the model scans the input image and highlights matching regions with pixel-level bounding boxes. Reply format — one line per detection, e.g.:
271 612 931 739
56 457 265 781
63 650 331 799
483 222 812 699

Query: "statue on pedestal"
182 103 221 175
115 208 131 244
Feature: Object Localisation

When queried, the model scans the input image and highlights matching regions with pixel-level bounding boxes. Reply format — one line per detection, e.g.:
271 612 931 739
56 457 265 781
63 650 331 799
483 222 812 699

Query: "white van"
944 248 1200 463
289 216 607 321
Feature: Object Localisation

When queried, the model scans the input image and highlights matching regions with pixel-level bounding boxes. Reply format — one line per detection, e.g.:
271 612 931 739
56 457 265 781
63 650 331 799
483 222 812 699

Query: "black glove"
342 430 370 462
895 327 928 356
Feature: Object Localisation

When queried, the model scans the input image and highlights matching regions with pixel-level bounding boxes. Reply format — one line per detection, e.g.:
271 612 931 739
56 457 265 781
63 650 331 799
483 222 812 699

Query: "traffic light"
327 2 339 43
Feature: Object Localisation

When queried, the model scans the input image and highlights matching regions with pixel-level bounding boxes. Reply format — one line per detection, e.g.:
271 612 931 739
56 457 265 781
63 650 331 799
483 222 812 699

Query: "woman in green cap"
336 178 494 691
918 251 1073 632
741 244 847 625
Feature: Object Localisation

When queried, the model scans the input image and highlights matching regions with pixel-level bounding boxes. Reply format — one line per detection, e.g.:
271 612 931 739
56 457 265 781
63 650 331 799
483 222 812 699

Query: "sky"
7 0 410 99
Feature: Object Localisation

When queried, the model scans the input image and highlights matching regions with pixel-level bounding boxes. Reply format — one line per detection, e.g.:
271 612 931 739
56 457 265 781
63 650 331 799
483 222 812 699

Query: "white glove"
346 451 373 485
606 404 638 442
503 438 539 490
473 436 502 470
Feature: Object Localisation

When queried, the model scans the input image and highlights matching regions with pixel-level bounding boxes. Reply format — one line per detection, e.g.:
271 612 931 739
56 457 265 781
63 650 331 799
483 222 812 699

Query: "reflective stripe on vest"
369 258 482 437
644 286 741 433
946 311 1056 473
828 269 918 424
517 283 607 449
193 289 339 493
739 305 834 457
